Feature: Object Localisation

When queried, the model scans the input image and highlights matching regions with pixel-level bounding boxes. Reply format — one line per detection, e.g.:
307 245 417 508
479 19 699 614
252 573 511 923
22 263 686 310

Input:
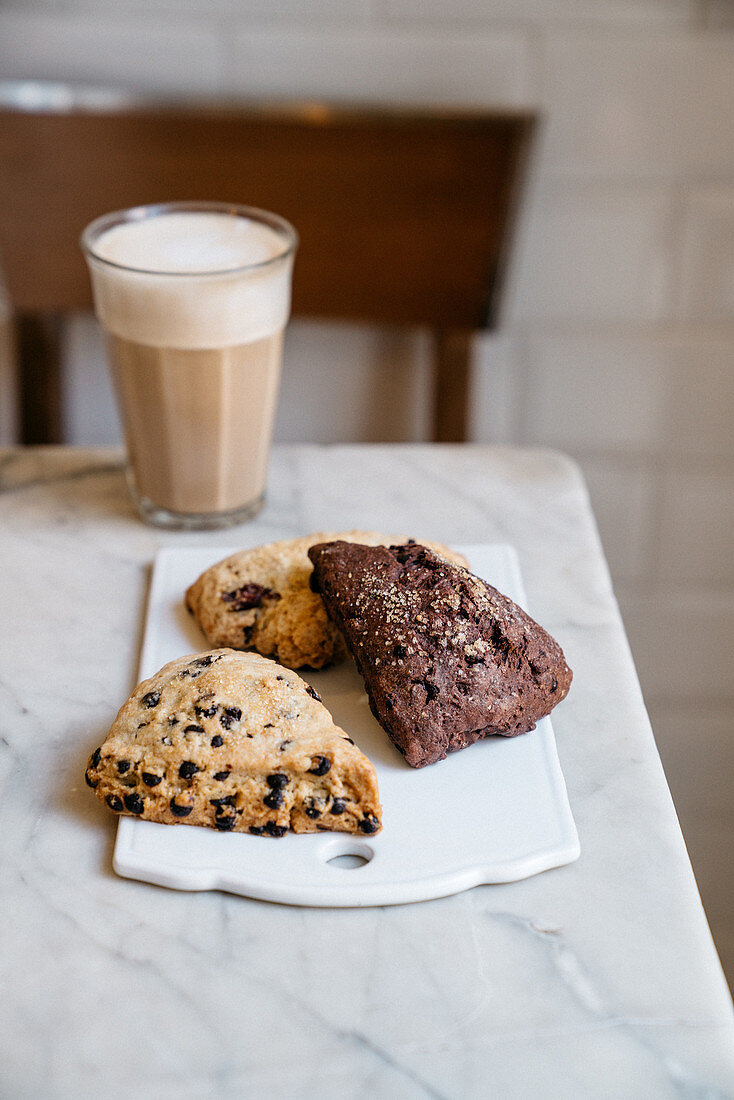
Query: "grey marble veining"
1 444 733 1100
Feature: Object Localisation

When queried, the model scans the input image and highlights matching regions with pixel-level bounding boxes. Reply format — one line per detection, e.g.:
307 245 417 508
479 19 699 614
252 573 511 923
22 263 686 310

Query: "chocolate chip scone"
85 649 382 836
308 541 573 768
185 531 467 670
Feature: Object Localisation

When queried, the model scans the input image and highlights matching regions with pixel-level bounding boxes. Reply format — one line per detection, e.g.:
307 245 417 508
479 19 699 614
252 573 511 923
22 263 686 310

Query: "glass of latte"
81 202 297 529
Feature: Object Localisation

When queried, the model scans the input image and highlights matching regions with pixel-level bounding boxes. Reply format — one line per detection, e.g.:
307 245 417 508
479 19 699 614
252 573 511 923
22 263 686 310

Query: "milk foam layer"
87 212 294 348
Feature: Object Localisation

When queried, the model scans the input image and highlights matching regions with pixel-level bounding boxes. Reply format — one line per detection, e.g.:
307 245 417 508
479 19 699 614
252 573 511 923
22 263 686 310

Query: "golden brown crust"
85 649 382 836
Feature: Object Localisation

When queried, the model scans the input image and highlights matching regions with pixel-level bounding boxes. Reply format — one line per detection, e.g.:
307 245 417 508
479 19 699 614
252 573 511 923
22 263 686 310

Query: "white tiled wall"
229 27 535 103
677 187 734 320
1 0 732 986
541 33 734 179
507 183 676 322
0 10 226 94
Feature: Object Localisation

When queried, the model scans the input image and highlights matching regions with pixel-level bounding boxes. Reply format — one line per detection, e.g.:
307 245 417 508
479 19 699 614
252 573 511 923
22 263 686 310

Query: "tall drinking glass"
81 202 297 529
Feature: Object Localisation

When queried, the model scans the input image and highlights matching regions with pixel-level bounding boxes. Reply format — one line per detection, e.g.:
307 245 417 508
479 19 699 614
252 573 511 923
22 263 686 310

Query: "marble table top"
1 444 733 1099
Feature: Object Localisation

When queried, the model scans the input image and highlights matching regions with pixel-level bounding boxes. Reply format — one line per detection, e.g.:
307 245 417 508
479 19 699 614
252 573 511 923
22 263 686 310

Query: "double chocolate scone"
308 541 572 768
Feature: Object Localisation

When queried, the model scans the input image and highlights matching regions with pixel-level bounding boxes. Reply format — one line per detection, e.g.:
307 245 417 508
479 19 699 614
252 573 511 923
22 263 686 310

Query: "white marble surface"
1 444 733 1099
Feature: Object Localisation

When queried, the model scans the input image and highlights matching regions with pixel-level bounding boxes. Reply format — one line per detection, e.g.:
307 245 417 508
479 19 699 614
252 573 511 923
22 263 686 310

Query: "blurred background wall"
0 0 732 981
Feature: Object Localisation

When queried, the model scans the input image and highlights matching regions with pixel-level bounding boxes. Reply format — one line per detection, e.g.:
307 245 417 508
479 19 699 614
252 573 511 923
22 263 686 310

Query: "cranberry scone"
185 531 467 669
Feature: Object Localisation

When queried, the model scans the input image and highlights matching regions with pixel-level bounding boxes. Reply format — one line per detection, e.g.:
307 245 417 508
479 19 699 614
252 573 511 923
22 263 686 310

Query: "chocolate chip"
278 740 291 751
220 707 242 730
213 770 230 781
263 822 287 837
183 654 220 680
141 691 160 708
137 722 148 730
84 770 98 789
90 747 101 768
266 773 288 789
221 583 279 611
116 760 131 774
142 772 162 787
170 798 193 817
307 755 331 776
211 735 224 748
195 703 218 719
168 716 179 726
304 799 320 819
342 737 355 745
210 795 235 807
184 724 204 734
123 792 144 815
106 794 123 812
248 825 264 835
179 761 199 780
264 791 284 809
359 814 380 834
424 680 440 701
305 685 322 701
214 812 237 831
330 798 346 815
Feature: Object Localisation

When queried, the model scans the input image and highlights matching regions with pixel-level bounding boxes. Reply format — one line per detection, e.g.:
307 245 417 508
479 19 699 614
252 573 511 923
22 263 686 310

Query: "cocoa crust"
309 541 572 768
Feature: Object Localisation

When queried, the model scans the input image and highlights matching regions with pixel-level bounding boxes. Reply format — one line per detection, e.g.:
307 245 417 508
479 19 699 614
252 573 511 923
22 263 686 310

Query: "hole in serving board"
327 853 370 870
323 842 374 870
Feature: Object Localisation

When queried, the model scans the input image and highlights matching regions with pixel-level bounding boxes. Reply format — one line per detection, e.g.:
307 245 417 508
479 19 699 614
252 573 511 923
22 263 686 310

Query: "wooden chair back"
0 91 535 443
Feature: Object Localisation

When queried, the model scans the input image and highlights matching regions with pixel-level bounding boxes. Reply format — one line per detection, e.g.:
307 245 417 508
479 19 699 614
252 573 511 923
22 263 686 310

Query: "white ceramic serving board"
114 544 580 906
